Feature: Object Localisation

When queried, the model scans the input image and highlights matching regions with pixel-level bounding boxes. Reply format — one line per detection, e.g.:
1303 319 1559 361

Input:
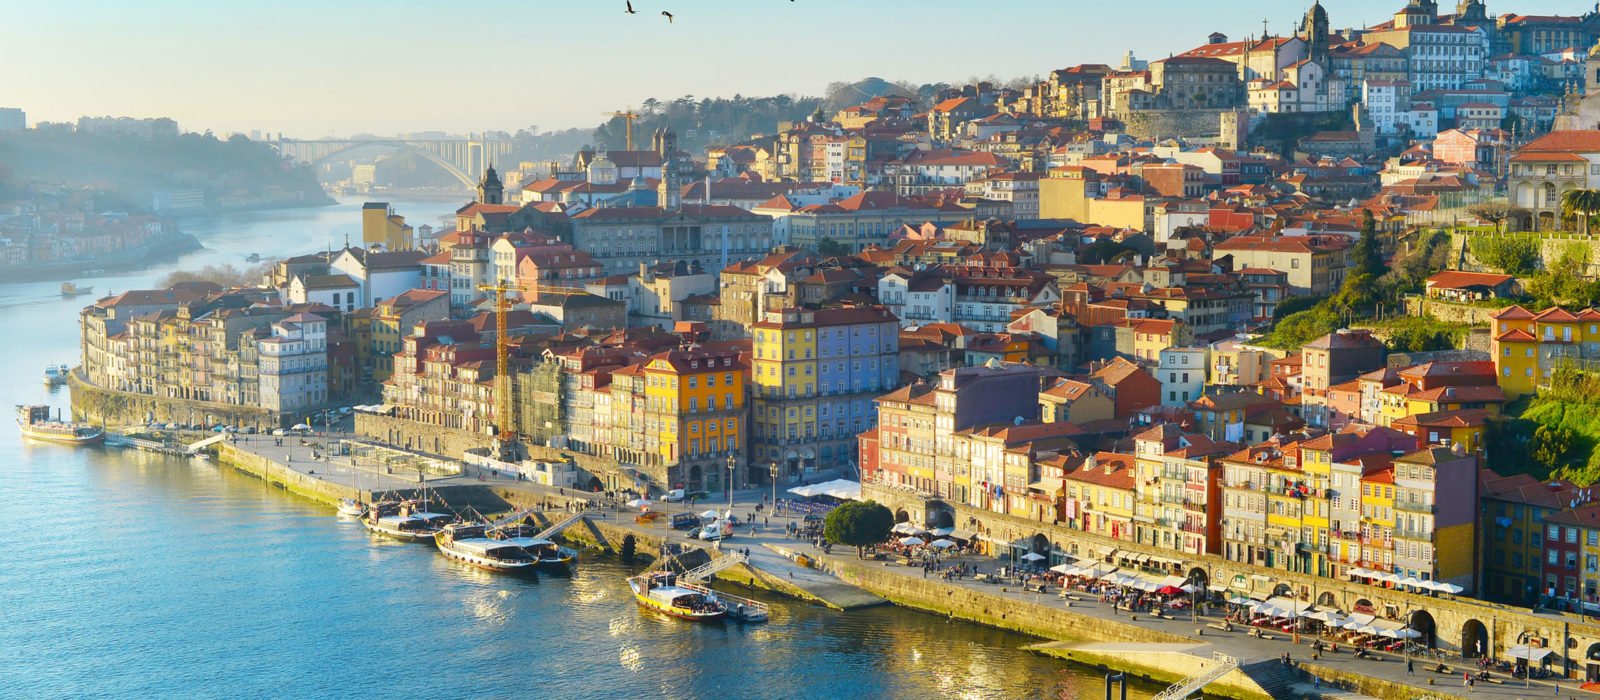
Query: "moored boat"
361 499 451 543
435 523 540 574
16 405 104 446
336 498 366 517
627 571 728 621
489 523 578 573
43 365 70 385
60 282 93 297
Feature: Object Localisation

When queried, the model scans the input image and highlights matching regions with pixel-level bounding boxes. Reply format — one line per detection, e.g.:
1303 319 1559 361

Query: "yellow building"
1358 466 1396 573
1491 305 1600 399
640 346 747 492
362 202 414 251
1064 452 1138 541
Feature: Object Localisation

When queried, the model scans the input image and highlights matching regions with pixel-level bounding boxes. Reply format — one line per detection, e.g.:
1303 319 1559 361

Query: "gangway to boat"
1150 652 1238 700
535 512 586 540
485 505 539 532
680 552 748 583
186 434 227 455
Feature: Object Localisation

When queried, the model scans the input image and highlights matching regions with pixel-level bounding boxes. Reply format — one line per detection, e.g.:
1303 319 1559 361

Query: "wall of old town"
70 372 281 429
1122 109 1228 140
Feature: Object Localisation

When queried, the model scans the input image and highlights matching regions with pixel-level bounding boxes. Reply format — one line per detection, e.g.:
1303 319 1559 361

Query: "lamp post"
770 460 780 517
727 453 737 511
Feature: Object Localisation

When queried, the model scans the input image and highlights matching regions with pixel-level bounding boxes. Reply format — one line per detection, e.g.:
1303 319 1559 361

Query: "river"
0 199 1153 699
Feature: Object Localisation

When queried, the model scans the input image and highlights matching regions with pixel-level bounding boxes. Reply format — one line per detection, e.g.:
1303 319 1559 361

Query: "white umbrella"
625 498 651 508
1395 628 1422 639
1397 575 1426 590
1227 595 1253 606
928 527 955 537
898 536 926 546
1020 552 1047 562
291 423 312 431
698 510 720 519
1049 563 1074 574
1434 582 1464 594
928 538 957 549
892 522 924 535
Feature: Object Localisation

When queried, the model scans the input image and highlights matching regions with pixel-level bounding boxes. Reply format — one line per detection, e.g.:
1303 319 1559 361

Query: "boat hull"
537 548 579 574
19 426 105 446
436 543 540 575
362 521 440 545
630 591 728 621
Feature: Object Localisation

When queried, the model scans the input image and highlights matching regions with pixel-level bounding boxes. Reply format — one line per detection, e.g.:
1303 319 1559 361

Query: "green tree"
1468 235 1540 276
1331 272 1382 317
1353 209 1384 278
1261 307 1341 351
823 500 895 558
817 238 852 257
1272 295 1322 322
1527 243 1600 308
1532 424 1575 472
1561 189 1600 235
1467 202 1514 234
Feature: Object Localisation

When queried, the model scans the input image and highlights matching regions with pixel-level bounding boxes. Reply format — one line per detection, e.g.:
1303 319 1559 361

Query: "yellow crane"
478 281 519 444
604 110 640 151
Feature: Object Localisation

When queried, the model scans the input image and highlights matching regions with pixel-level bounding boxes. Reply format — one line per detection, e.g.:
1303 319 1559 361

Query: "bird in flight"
661 10 674 22
625 1 636 14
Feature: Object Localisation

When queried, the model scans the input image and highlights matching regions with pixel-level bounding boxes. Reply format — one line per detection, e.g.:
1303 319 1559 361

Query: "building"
1490 305 1600 399
1212 235 1350 297
1301 329 1387 427
752 307 900 482
369 288 450 382
329 247 426 308
569 205 774 276
256 313 330 415
1507 131 1600 231
757 191 944 254
633 346 748 493
361 202 414 251
0 107 23 131
1157 348 1207 407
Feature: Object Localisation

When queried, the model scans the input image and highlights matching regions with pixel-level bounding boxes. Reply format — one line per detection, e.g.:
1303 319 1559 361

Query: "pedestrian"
1407 659 1414 676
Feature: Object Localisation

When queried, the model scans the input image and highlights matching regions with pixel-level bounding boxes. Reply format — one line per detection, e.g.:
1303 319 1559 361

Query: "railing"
681 552 748 583
1151 652 1239 700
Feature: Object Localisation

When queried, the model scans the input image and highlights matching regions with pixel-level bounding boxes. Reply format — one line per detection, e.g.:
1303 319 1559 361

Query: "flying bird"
661 10 674 22
625 1 636 14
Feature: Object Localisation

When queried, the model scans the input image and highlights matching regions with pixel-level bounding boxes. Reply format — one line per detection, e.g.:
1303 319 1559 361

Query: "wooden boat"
361 499 451 544
489 523 578 573
16 405 104 446
435 523 539 574
60 282 93 297
627 571 728 621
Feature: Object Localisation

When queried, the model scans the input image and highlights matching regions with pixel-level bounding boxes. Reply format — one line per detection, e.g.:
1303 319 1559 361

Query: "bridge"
271 135 518 188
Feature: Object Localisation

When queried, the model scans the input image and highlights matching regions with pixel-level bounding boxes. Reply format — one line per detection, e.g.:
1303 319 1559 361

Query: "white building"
1363 79 1412 135
330 248 426 307
1158 347 1207 407
284 274 360 312
877 271 954 327
255 313 329 415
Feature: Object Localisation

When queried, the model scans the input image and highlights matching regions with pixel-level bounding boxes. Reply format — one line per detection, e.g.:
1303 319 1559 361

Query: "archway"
894 509 910 524
689 464 703 492
929 509 955 529
1187 568 1209 593
1461 619 1488 659
1586 642 1600 682
1271 583 1293 599
1354 598 1374 614
1031 533 1050 554
1317 591 1338 608
1409 610 1437 649
586 476 603 492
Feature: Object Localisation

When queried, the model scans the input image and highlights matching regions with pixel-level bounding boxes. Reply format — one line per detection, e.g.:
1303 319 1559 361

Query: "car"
271 429 286 436
243 426 257 434
661 489 685 502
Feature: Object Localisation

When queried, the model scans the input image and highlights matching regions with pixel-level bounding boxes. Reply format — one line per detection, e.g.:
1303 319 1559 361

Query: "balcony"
1395 500 1436 515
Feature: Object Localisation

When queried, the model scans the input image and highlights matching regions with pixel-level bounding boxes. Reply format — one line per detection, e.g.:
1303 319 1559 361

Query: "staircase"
1151 653 1239 700
1239 659 1305 699
535 512 585 540
680 552 748 583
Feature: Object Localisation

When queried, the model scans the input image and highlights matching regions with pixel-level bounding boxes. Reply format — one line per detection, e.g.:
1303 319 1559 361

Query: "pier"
199 436 1589 699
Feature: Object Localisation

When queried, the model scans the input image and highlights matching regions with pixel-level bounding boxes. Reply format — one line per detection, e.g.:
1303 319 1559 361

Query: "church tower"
1300 1 1331 62
476 165 504 205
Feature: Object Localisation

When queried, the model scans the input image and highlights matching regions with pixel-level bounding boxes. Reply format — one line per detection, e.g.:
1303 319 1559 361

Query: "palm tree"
1560 189 1600 235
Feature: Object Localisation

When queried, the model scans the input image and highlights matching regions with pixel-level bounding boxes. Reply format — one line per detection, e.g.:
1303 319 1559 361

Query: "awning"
948 529 977 542
1505 645 1555 663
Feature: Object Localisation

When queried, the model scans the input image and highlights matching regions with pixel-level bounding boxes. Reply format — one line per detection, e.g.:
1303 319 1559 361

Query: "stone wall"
1123 109 1227 140
216 442 519 514
71 372 280 430
1402 296 1506 326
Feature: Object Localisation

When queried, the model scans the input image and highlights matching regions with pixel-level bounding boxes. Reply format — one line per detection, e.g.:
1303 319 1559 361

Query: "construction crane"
604 110 640 151
478 281 522 458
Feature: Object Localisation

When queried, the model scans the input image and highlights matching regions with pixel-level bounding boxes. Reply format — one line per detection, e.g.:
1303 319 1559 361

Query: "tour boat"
42 365 69 385
627 571 728 621
16 405 104 446
434 523 540 574
60 282 93 297
361 500 451 543
489 523 578 572
336 498 366 517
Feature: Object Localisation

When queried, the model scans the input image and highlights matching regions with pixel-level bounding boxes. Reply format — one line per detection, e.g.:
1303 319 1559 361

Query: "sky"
1 0 1589 138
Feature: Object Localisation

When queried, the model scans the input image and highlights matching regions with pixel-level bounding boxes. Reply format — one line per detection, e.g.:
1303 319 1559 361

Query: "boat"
245 253 261 263
360 499 451 543
489 522 578 573
626 571 728 621
434 523 540 574
16 405 105 446
60 282 94 297
336 498 366 517
43 365 70 386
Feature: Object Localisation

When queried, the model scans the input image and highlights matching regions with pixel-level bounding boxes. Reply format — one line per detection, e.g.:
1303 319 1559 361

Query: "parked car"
661 489 686 502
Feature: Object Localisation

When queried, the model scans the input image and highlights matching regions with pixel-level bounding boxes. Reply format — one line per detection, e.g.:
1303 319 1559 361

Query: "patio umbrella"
625 498 651 508
928 539 957 549
1227 595 1253 606
1397 576 1426 590
898 536 926 546
892 522 925 535
1020 552 1046 562
1157 585 1186 596
291 423 312 431
1049 563 1074 574
699 510 720 519
1434 582 1464 594
928 527 955 537
1395 628 1422 639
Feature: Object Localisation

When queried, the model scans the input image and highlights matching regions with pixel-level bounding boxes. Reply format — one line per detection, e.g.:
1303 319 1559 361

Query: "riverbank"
1 231 203 283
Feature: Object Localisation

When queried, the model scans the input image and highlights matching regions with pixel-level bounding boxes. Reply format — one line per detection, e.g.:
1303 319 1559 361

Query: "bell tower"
476 165 504 205
1300 1 1331 62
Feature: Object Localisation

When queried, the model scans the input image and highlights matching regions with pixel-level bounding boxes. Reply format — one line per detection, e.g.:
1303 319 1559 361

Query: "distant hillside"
0 130 332 211
821 77 916 112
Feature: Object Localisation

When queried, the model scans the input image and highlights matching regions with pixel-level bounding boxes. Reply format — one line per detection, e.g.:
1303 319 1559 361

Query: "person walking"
1407 659 1414 676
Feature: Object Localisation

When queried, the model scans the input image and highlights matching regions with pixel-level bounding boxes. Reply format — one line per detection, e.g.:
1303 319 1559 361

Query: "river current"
0 199 1152 699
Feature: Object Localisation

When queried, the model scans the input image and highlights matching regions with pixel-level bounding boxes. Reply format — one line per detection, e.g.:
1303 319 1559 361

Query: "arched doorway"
929 509 954 529
1031 533 1050 554
1585 642 1600 682
1461 619 1489 659
1317 591 1338 608
1354 598 1374 614
1409 610 1437 649
1272 583 1293 599
1187 568 1209 593
586 476 603 492
688 465 703 491
894 509 910 524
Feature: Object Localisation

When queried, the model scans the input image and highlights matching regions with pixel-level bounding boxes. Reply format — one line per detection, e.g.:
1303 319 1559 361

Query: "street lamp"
727 453 737 511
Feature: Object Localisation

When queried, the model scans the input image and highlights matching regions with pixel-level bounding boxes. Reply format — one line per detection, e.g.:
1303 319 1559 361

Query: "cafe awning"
1505 645 1555 663
948 529 977 542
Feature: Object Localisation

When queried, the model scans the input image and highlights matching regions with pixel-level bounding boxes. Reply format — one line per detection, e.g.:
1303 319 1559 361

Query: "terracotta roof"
1425 271 1513 289
1518 131 1600 154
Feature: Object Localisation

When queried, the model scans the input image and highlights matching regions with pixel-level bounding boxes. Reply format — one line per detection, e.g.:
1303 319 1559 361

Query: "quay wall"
1029 645 1269 700
1301 662 1465 700
71 373 280 430
215 443 519 514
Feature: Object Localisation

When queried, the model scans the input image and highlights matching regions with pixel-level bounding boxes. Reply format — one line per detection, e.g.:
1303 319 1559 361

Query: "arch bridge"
271 135 517 189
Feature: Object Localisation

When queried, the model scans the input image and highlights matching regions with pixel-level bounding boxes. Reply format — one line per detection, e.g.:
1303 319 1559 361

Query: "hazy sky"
2 0 1588 137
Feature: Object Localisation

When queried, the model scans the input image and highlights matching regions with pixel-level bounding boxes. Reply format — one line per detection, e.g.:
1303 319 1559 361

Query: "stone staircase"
1240 660 1305 699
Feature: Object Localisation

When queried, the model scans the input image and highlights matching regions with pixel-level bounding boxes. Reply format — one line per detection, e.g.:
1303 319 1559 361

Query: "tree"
816 238 852 257
1560 189 1600 235
1467 202 1514 234
1260 307 1342 351
1532 424 1576 472
1468 234 1540 276
1353 209 1384 278
823 500 895 558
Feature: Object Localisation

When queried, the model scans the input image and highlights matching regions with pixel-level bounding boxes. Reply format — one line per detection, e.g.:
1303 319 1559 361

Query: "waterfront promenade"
207 434 1591 699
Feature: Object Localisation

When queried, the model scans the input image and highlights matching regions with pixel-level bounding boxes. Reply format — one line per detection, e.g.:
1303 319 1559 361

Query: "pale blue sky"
0 0 1586 137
